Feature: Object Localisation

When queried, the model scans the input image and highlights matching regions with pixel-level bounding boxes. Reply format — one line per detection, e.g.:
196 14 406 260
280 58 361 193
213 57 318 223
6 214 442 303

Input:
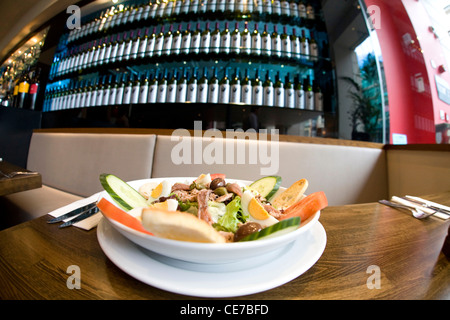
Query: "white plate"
97 217 327 298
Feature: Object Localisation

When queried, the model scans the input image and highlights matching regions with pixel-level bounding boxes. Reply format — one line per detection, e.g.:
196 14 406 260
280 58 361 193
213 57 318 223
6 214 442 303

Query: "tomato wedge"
279 191 328 222
210 173 226 180
97 198 153 235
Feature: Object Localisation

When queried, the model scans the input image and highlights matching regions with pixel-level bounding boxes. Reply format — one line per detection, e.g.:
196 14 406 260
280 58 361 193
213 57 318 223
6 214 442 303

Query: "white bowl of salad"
97 173 327 264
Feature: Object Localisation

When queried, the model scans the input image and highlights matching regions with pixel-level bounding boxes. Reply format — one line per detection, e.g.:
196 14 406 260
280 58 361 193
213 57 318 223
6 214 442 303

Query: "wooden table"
0 160 41 196
0 192 449 301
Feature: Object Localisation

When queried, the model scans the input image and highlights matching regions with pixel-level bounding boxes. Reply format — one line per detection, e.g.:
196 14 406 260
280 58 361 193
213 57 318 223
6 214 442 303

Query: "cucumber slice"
99 174 148 211
249 176 282 200
239 217 301 242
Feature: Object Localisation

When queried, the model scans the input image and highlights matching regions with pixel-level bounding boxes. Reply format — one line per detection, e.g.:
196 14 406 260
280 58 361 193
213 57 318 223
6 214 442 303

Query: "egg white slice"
241 190 278 228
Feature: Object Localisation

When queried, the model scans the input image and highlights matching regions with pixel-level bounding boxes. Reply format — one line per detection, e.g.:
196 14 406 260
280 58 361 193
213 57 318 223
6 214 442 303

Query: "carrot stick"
279 191 328 222
97 198 153 235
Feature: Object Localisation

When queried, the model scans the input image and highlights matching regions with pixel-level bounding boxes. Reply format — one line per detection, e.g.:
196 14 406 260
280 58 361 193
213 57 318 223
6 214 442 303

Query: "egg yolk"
248 198 270 220
153 201 169 210
151 182 163 199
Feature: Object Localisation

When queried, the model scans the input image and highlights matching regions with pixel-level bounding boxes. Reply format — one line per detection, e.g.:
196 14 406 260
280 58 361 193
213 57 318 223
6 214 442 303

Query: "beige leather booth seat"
152 135 388 206
1 131 389 226
1 133 156 222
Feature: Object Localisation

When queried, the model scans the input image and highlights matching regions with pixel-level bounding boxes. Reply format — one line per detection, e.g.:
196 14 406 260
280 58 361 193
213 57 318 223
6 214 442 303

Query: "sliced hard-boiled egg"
151 198 179 211
241 190 278 228
195 173 212 187
139 180 173 203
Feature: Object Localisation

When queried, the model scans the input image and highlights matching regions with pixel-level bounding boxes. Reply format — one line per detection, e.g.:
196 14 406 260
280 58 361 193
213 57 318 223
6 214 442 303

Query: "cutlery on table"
378 200 437 220
47 201 98 227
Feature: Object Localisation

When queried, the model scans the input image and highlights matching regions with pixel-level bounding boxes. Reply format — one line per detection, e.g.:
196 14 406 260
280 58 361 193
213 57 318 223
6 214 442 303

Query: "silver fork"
378 200 436 220
0 171 39 178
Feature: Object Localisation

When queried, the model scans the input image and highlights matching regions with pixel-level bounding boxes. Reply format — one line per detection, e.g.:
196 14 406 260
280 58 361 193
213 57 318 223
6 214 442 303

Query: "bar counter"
0 191 448 300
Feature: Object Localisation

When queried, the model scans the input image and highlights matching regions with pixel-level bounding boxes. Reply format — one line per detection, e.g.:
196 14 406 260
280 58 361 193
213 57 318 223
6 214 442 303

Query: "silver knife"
401 196 450 215
47 201 97 223
58 206 99 228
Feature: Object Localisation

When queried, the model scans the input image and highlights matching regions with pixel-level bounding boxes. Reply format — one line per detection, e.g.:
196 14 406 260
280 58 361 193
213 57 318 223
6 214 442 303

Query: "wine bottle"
241 21 251 55
199 0 207 13
252 68 263 106
150 1 159 19
208 0 217 13
157 1 166 17
167 69 178 103
96 76 106 106
304 78 314 110
290 28 301 59
99 36 109 65
124 31 134 60
210 22 221 54
109 75 118 105
148 70 159 103
172 24 183 55
197 67 208 103
230 67 241 104
117 33 127 61
217 0 226 12
190 0 199 14
142 2 151 20
131 73 140 104
154 26 165 56
231 22 241 54
190 23 202 54
274 71 284 107
17 68 30 109
200 22 211 54
261 24 271 56
173 0 182 16
110 34 120 63
272 0 281 16
294 75 305 109
235 0 244 13
241 68 252 105
309 32 318 61
219 67 230 104
139 72 149 104
263 70 273 106
146 27 157 57
163 24 174 55
176 68 187 103
226 0 234 13
79 81 87 108
92 39 102 66
187 67 198 102
306 2 315 19
87 41 97 68
281 0 290 17
139 28 149 58
281 26 291 58
300 29 309 59
103 75 112 106
28 68 40 110
289 0 298 18
251 23 261 55
285 73 295 108
220 22 231 54
263 0 272 15
313 81 323 111
272 25 281 57
123 74 133 104
298 1 307 18
157 69 168 103
208 66 219 103
181 23 192 54
131 30 141 59
165 0 174 16
254 0 263 14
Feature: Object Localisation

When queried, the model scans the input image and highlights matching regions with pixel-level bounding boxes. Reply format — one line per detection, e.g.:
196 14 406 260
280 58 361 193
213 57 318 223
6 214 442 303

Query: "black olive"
234 222 263 242
210 177 226 190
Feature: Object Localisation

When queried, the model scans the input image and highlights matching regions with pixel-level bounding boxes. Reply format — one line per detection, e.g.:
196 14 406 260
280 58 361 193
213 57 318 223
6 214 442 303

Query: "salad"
98 173 328 243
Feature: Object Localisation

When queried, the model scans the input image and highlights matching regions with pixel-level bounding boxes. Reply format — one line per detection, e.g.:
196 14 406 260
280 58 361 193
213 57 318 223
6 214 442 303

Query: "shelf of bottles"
0 27 49 110
43 0 332 119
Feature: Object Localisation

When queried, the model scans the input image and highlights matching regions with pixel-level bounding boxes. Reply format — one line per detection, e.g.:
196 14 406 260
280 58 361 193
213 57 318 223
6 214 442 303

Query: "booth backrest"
151 134 388 205
27 133 156 197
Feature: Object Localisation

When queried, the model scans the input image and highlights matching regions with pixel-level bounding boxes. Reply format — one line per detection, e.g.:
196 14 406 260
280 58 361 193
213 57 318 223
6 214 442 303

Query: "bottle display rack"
43 0 335 134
